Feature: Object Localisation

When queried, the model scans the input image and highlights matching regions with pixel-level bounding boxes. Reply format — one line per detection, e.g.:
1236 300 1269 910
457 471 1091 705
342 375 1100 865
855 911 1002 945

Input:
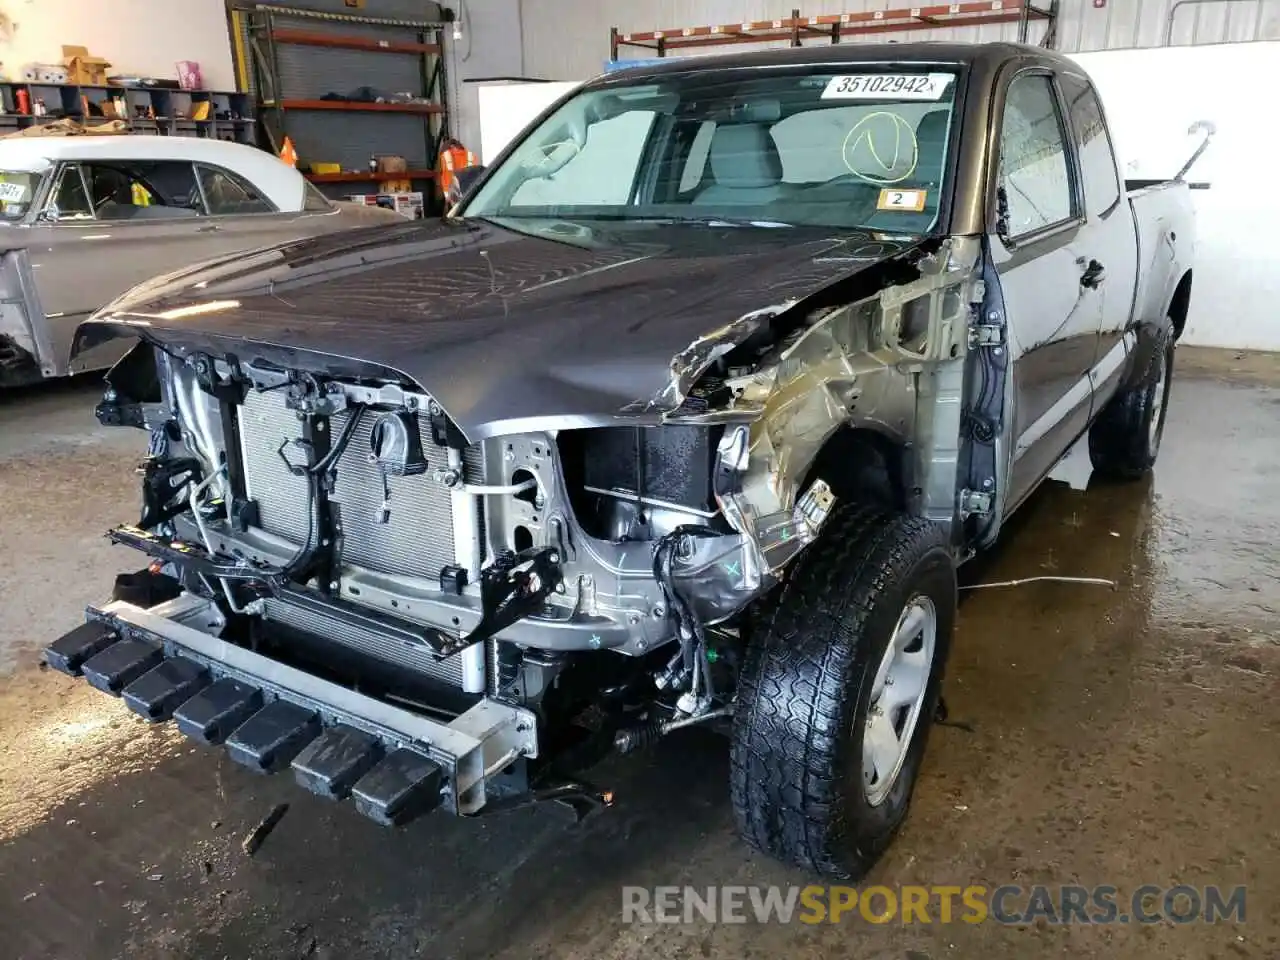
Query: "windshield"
463 66 960 232
0 170 44 222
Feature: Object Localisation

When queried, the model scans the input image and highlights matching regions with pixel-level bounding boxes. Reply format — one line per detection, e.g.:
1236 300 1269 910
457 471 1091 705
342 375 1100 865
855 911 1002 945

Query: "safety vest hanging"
437 142 478 197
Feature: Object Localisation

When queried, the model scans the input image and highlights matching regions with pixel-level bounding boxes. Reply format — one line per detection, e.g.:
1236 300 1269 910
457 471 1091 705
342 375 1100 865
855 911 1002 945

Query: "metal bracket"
137 457 203 530
437 548 563 657
110 525 268 581
285 382 348 417
190 352 247 405
95 398 156 429
959 489 994 517
968 324 1005 348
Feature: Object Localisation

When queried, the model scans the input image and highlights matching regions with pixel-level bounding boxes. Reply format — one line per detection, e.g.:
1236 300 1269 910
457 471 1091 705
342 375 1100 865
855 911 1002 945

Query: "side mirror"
35 204 60 224
447 164 487 206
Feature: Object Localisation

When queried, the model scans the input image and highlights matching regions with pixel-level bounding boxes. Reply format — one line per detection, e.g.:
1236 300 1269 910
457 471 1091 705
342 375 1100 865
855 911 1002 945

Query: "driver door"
987 69 1099 514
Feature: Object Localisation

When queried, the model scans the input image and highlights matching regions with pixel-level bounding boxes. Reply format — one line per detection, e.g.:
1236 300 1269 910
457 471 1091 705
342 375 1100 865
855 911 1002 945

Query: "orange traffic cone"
279 136 298 167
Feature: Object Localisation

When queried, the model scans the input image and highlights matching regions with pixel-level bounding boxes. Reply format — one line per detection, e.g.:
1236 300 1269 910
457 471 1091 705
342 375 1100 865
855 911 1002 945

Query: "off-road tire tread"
729 505 952 878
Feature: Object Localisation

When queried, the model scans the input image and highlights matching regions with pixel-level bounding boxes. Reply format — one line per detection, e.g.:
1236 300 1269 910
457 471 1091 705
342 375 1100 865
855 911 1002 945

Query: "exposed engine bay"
72 229 977 820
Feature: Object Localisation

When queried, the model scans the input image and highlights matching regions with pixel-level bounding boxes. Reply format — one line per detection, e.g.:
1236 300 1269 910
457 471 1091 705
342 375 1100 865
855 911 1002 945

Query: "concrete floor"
0 349 1276 960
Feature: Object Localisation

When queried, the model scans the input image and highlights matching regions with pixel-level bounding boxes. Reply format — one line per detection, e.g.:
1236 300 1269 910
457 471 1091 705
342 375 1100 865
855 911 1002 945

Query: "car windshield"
463 65 961 233
0 170 44 222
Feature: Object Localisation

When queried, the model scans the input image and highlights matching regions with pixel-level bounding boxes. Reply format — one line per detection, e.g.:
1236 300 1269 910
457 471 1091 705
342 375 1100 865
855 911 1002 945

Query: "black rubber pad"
122 657 211 723
292 725 384 801
352 748 444 826
173 677 264 746
225 700 321 774
44 622 119 677
81 639 163 696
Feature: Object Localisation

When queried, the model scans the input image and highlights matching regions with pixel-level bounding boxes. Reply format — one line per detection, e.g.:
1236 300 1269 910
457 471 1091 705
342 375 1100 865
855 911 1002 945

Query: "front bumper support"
46 595 538 818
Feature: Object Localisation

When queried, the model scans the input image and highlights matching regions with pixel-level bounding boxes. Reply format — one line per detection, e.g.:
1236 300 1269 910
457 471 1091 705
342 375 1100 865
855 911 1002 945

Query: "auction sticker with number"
822 73 953 101
0 181 27 202
877 188 927 212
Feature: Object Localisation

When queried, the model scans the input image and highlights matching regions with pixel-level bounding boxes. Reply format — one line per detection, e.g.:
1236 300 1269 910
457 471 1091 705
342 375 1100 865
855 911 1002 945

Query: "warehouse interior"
0 1 1276 958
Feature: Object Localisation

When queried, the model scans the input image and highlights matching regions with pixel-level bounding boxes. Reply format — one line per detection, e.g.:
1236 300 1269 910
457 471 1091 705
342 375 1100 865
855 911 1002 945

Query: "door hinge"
968 324 1005 348
960 489 993 517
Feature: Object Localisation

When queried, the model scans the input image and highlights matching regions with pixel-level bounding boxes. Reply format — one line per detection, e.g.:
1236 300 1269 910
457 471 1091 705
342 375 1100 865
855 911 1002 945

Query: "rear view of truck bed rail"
44 594 539 821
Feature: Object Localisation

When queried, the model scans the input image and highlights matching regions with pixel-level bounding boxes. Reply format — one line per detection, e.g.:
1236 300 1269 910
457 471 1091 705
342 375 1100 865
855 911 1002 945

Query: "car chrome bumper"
45 594 538 819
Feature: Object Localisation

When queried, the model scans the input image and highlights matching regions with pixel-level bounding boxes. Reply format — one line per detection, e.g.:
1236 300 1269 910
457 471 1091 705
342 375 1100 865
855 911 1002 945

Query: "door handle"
197 224 221 233
1079 258 1106 289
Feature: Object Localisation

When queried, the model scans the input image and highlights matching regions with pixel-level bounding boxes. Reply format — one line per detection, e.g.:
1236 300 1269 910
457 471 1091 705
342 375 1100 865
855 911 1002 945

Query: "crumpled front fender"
0 246 59 381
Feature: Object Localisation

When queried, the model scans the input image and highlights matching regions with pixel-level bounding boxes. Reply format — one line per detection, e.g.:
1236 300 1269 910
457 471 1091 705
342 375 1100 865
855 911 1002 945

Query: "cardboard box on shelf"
61 46 111 86
374 154 412 193
348 191 423 219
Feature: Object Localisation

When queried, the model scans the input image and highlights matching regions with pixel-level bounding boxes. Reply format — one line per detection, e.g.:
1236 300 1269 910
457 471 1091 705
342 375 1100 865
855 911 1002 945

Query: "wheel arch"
799 424 913 512
1167 269 1192 341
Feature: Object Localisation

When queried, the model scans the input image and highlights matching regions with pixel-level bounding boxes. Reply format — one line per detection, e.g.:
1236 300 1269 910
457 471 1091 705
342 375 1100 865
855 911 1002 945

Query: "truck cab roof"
594 40 1078 84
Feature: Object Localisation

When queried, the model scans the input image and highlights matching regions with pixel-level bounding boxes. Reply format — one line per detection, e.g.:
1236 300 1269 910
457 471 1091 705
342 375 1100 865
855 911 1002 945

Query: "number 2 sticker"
877 188 927 212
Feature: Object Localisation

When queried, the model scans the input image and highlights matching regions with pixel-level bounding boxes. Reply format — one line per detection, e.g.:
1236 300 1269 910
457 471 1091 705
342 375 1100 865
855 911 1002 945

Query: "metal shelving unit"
0 83 255 142
611 1 1059 58
230 1 449 200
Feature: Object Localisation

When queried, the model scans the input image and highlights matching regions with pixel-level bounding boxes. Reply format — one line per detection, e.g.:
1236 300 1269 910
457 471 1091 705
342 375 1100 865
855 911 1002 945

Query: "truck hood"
78 216 927 440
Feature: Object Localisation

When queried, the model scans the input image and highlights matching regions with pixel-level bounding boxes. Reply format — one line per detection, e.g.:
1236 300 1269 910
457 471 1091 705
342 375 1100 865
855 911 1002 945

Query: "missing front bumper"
44 594 538 819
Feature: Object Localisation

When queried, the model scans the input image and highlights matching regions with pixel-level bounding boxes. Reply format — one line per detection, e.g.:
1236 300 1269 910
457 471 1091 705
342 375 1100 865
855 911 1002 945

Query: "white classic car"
0 135 405 386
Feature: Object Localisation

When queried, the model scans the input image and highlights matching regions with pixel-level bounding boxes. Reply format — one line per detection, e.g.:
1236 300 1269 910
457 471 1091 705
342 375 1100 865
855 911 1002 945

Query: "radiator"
238 390 486 691
238 389 483 581
262 596 483 691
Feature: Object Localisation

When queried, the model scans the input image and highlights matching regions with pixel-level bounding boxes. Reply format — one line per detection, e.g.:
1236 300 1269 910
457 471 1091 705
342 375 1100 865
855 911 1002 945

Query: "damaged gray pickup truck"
46 42 1199 879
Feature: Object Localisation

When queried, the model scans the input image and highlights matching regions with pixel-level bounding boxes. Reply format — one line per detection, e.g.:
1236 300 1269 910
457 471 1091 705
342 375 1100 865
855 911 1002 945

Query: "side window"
304 182 333 212
82 162 202 220
510 111 655 207
1058 73 1120 215
198 165 273 215
679 121 716 193
998 74 1076 238
52 165 94 220
81 164 137 219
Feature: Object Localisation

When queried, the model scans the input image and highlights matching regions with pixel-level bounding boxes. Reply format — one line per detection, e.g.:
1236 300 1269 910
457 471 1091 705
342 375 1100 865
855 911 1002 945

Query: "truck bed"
1127 180 1195 333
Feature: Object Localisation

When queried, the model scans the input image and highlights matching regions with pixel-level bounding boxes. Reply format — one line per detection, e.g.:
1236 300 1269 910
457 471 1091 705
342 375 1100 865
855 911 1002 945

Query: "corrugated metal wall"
269 13 439 177
518 0 1280 80
231 0 446 195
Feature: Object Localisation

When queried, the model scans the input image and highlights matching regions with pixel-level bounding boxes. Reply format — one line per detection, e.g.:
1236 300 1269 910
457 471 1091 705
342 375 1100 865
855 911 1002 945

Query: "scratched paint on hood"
76 217 926 440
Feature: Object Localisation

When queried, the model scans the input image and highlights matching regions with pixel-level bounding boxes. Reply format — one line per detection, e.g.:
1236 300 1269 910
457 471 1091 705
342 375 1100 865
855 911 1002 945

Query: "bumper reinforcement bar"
108 525 564 660
45 595 538 818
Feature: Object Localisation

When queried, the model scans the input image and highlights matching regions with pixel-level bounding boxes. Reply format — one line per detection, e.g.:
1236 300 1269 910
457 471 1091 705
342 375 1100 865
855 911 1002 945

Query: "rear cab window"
1057 73 1121 216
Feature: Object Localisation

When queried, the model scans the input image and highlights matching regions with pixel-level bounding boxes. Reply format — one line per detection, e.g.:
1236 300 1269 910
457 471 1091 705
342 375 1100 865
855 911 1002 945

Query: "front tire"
1089 326 1174 479
729 506 955 879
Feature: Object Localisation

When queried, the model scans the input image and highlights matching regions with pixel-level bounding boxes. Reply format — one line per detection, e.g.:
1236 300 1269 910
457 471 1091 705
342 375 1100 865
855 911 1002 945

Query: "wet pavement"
0 350 1276 960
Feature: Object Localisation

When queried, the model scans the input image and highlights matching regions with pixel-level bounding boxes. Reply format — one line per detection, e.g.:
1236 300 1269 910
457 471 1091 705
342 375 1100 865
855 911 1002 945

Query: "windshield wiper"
637 215 794 228
472 212 795 228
